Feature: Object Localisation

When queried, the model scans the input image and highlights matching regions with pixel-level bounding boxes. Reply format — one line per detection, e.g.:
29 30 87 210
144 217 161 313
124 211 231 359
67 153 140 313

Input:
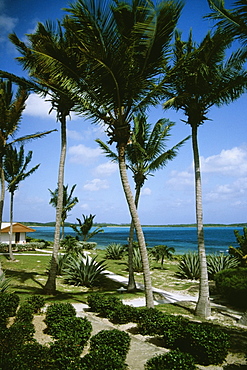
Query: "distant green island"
21 221 247 228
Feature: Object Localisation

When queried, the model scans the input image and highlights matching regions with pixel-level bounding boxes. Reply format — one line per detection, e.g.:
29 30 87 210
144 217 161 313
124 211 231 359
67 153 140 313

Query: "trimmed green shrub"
145 349 196 370
64 253 107 287
207 253 239 279
48 316 92 347
107 303 138 324
48 339 82 370
87 293 121 317
176 252 200 279
25 295 45 313
105 243 125 260
0 292 19 327
215 268 247 308
179 322 229 365
14 302 34 323
136 307 167 335
7 321 35 349
89 329 131 361
44 302 76 332
80 345 127 370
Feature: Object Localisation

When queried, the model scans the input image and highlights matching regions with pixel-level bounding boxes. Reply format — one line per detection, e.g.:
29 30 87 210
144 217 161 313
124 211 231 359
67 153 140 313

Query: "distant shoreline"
20 221 247 228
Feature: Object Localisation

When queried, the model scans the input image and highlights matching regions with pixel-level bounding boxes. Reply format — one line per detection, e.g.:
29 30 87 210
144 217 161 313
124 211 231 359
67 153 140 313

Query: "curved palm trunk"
127 185 141 291
8 191 15 261
191 124 211 318
118 143 153 308
44 114 66 294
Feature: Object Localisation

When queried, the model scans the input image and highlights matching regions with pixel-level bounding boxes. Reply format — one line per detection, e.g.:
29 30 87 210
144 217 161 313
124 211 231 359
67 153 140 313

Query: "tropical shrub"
176 252 200 279
150 244 175 269
136 307 167 335
44 302 76 332
80 241 97 250
14 302 34 323
214 267 247 308
89 329 131 361
105 243 125 260
48 316 92 347
48 339 82 370
145 349 196 370
64 253 107 287
0 272 11 292
80 345 127 370
107 303 138 324
132 247 143 272
207 253 239 279
87 293 122 317
25 295 45 313
6 321 35 349
228 227 247 266
0 292 19 327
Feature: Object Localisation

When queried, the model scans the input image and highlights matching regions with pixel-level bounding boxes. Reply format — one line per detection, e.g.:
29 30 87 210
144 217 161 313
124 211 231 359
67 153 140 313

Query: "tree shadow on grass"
5 269 46 288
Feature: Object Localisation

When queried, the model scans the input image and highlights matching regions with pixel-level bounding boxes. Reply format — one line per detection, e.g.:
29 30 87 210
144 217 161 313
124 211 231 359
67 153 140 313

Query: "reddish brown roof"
1 223 35 233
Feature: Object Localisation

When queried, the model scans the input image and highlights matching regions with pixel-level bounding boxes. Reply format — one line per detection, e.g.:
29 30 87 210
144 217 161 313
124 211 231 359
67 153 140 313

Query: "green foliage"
215 267 247 308
150 244 175 268
105 243 125 260
14 302 34 323
0 292 19 327
0 272 11 292
87 293 122 318
89 329 131 361
56 253 70 275
60 235 79 253
229 227 247 266
107 303 138 324
136 307 167 335
48 339 82 370
207 253 240 279
145 349 196 370
64 253 107 287
132 247 143 272
70 214 104 241
48 316 92 347
44 302 76 332
80 345 127 370
176 252 200 279
25 295 45 313
6 321 35 348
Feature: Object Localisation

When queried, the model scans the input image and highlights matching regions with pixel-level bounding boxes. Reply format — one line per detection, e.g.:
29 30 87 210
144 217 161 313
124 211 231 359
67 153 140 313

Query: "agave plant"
105 243 125 260
176 252 200 280
0 273 11 292
64 253 107 287
207 253 240 280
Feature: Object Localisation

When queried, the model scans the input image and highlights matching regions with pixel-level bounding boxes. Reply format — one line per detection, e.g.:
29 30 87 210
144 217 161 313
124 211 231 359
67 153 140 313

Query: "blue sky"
0 0 246 225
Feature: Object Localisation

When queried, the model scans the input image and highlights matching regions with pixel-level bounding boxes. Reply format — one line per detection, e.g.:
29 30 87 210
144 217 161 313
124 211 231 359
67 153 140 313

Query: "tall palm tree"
97 113 189 290
207 0 247 45
7 23 78 294
4 145 40 260
49 184 79 239
162 29 247 317
60 0 183 308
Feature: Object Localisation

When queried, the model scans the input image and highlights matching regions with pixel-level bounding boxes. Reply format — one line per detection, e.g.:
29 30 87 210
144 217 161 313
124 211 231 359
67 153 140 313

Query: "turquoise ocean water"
28 226 243 255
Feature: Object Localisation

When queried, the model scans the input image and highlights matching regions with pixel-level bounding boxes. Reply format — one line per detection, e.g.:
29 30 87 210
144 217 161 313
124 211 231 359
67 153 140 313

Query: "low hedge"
215 267 247 308
145 349 196 370
44 302 77 333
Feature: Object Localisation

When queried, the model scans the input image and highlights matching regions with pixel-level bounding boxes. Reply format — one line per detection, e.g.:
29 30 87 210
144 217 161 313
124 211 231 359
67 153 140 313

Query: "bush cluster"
215 267 247 308
145 349 196 370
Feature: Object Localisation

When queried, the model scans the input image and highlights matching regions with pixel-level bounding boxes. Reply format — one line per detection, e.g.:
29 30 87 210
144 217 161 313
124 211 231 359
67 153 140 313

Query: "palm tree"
4 145 40 260
7 23 79 294
207 0 247 45
50 0 183 307
49 184 79 239
97 113 189 290
150 244 175 269
71 214 104 242
162 29 247 317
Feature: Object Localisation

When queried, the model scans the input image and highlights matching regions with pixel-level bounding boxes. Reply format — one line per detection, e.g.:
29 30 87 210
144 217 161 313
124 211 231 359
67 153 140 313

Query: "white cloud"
67 130 84 141
167 169 194 188
83 179 109 191
69 144 101 164
94 161 118 176
24 94 55 119
142 187 151 196
201 146 247 176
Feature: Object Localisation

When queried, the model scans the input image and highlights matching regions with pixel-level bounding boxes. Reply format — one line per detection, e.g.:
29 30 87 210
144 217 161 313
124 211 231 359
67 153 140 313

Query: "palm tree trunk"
192 124 211 318
44 114 67 294
8 191 15 261
118 143 154 308
127 185 141 291
0 162 5 273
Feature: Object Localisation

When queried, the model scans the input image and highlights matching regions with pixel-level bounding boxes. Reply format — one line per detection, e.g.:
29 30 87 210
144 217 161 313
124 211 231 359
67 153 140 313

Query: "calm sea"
28 226 243 255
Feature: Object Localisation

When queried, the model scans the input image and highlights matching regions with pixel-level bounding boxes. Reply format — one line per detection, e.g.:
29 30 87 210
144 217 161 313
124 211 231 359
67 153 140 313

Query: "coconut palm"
207 0 247 45
97 113 189 290
4 145 40 260
150 244 175 269
49 184 79 239
7 22 79 294
162 29 247 317
71 214 104 242
56 0 183 307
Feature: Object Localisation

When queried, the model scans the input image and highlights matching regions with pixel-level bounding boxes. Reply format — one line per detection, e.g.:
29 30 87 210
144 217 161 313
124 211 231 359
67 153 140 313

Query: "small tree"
71 214 104 242
229 227 247 267
49 184 79 240
150 245 175 269
4 145 40 260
